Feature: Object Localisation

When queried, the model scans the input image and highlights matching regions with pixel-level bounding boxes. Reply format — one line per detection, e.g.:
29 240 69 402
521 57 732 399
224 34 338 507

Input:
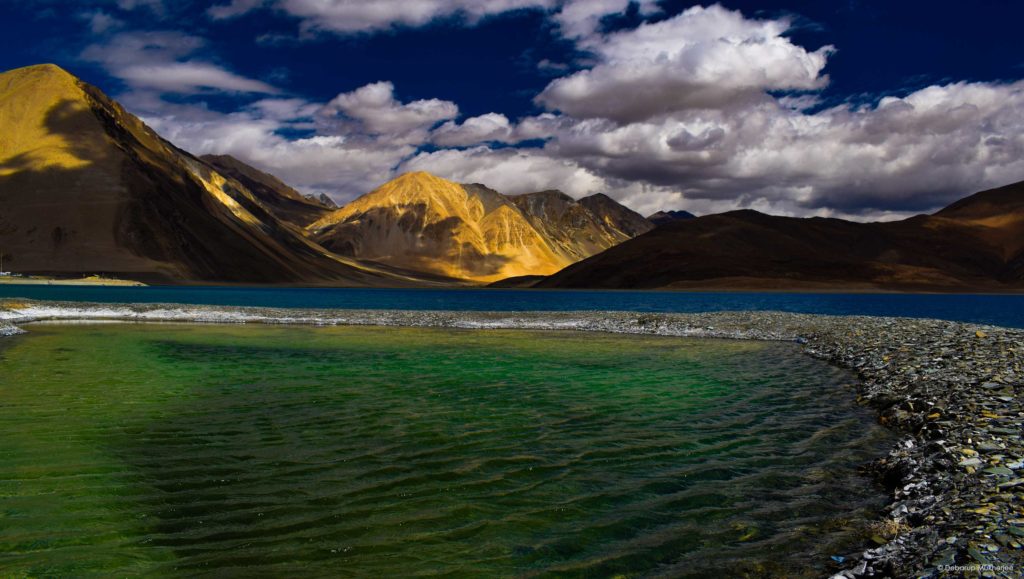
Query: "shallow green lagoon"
0 323 893 577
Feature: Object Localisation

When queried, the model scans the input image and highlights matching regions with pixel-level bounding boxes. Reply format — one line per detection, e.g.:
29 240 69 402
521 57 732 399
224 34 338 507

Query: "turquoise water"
0 324 893 577
1 285 1022 327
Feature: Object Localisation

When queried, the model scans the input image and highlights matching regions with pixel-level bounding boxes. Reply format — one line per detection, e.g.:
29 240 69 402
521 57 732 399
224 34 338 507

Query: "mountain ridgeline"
538 181 1024 291
647 210 697 225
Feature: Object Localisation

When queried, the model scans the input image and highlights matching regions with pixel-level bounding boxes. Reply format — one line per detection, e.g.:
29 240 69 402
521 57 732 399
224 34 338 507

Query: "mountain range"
0 64 647 285
0 64 449 286
1 63 1022 291
538 181 1024 291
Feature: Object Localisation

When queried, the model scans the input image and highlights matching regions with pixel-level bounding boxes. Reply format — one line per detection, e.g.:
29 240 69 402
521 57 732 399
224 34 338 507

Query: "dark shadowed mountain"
537 181 1024 291
313 193 338 208
0 64 440 286
647 210 697 225
509 190 653 260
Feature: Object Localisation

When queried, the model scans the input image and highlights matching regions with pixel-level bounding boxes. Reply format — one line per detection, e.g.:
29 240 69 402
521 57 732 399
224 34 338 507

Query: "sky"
2 0 1023 219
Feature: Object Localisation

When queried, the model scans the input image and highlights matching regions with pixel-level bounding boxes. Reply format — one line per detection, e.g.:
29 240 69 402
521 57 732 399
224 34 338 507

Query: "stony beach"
1 299 1021 578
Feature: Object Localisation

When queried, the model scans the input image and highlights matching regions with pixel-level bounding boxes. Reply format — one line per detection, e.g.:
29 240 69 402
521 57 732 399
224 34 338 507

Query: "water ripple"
0 324 894 577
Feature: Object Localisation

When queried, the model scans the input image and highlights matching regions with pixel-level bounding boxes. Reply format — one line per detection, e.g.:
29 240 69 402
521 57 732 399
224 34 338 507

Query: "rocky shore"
1 299 1021 578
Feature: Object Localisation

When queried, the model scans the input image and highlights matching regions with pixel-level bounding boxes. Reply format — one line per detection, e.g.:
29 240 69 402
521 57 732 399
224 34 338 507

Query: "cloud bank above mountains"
67 1 1024 219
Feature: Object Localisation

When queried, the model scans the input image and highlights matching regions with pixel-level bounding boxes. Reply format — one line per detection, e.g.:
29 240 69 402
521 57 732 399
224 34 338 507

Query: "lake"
0 285 1022 327
0 323 894 577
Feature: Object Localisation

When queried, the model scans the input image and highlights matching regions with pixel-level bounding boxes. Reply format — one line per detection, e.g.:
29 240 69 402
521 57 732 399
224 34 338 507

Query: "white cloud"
538 4 833 122
247 97 320 121
401 146 610 197
82 30 203 66
275 0 556 34
431 113 515 147
115 0 166 14
531 79 1024 214
82 31 277 95
142 103 417 201
136 75 1024 217
553 0 660 39
78 10 123 34
207 0 268 20
116 62 277 94
320 81 458 143
536 58 570 74
133 82 462 202
263 0 660 37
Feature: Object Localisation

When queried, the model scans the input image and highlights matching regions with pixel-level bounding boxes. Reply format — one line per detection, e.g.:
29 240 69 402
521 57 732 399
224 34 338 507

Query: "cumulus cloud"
553 0 660 39
320 81 458 144
82 31 277 95
431 113 515 147
401 146 610 196
135 81 462 202
143 102 417 200
538 4 833 122
529 79 1024 214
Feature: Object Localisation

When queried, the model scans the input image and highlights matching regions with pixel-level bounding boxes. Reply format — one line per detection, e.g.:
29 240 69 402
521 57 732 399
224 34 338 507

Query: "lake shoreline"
2 299 1021 578
0 276 146 287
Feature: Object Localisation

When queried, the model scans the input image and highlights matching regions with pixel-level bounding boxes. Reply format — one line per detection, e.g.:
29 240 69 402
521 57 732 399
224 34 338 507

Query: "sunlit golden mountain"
308 172 653 283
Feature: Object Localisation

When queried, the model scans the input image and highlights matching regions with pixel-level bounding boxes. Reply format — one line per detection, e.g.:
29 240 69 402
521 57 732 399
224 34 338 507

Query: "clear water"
1 285 1022 327
0 324 893 577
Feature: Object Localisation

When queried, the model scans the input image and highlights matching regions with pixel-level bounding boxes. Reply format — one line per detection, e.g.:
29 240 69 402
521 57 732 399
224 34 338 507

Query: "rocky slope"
308 172 652 283
200 154 335 227
0 64 435 286
538 181 1024 291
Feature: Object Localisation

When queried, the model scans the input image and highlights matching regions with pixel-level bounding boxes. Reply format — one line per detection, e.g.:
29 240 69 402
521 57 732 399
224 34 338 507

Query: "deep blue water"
1 285 1022 328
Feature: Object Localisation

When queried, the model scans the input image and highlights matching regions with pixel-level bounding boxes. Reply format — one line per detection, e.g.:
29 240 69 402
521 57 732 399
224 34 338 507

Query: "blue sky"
3 1 1023 218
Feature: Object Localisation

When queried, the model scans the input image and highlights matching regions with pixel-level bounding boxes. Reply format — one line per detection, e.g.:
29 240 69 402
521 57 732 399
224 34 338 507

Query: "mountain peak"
4 63 75 80
0 63 103 177
372 170 461 200
16 62 73 75
0 63 82 97
390 170 446 186
309 170 466 232
516 189 575 203
648 210 697 225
